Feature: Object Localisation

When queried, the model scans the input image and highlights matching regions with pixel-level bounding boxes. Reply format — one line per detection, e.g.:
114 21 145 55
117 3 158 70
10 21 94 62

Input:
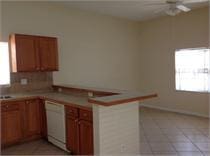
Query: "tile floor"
140 107 210 156
1 139 68 155
1 107 209 156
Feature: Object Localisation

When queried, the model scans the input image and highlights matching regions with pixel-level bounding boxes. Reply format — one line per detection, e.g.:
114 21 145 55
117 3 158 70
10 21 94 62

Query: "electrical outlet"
88 92 93 97
58 88 62 92
120 144 126 152
20 78 28 85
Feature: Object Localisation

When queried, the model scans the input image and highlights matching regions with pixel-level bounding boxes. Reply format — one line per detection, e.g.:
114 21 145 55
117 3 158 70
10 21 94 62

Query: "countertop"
1 91 92 110
53 84 158 106
1 84 157 107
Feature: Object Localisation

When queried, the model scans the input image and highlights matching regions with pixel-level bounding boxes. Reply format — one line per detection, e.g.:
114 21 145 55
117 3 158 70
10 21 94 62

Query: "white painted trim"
139 103 209 118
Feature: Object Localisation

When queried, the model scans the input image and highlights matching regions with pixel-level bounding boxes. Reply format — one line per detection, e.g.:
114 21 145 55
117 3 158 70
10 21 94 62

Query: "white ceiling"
62 0 209 21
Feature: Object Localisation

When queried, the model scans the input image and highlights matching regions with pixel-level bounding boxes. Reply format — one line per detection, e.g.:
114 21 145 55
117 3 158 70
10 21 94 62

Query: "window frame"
174 47 210 93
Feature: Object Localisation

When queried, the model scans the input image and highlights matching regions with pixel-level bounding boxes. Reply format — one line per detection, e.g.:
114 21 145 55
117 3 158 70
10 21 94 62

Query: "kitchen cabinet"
24 99 41 138
65 106 93 155
1 99 44 147
39 37 58 71
66 115 79 154
9 35 38 72
1 101 24 146
79 120 93 155
39 100 47 139
9 34 58 72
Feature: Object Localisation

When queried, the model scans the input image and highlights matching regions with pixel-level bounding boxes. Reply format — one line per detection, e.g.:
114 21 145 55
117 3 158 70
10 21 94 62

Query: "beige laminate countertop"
1 91 92 110
53 84 158 106
1 84 157 108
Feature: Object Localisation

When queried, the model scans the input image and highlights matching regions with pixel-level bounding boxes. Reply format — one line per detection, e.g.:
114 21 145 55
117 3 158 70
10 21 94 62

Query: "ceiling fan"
148 0 209 16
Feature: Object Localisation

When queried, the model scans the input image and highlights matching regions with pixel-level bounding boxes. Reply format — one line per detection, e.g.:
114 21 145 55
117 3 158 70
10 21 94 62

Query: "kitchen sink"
0 95 13 99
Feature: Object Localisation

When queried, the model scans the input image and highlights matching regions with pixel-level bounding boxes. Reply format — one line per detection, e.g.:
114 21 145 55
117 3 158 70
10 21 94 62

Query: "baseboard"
140 103 209 118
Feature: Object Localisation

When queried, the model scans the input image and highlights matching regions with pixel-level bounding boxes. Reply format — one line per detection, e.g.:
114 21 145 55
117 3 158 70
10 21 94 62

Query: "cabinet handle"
75 119 78 123
6 105 9 108
83 113 87 117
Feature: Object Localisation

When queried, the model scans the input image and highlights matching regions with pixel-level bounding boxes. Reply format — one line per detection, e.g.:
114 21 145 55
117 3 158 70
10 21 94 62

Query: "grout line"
31 139 45 155
140 108 178 155
139 107 210 155
140 109 155 156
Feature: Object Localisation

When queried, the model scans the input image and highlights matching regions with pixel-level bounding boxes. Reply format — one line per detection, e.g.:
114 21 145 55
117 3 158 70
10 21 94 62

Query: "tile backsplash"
0 72 53 94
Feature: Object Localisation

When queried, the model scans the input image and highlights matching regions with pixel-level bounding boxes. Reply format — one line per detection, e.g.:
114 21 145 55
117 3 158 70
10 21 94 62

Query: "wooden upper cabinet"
39 37 58 71
10 34 39 72
9 34 58 72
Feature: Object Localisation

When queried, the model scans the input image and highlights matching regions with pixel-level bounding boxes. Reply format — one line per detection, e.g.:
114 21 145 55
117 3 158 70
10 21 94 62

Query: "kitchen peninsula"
1 84 157 155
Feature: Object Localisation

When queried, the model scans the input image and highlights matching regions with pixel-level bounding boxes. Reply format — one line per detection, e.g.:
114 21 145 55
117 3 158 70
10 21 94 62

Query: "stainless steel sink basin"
0 95 13 99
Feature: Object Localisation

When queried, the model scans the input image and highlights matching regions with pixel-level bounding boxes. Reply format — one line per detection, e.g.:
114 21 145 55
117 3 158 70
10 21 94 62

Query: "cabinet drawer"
1 103 19 112
79 109 92 121
66 106 78 118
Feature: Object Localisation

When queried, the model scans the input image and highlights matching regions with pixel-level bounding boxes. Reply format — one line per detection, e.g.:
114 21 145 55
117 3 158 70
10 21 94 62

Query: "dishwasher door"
45 101 67 151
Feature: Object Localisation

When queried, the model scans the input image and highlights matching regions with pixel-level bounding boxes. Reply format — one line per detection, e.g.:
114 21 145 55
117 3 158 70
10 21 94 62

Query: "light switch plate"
20 78 28 85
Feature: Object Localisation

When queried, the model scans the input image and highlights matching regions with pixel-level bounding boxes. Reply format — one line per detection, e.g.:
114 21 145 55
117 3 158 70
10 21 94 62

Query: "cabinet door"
24 99 41 137
39 100 47 139
79 120 93 155
66 116 79 154
10 34 39 72
1 102 24 146
39 37 58 71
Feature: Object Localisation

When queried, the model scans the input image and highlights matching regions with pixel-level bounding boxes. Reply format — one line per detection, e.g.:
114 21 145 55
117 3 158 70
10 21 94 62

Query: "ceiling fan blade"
176 4 191 12
183 0 209 4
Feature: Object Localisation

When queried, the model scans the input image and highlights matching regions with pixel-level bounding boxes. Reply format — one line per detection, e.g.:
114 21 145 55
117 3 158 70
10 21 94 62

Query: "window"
0 42 10 85
175 48 210 92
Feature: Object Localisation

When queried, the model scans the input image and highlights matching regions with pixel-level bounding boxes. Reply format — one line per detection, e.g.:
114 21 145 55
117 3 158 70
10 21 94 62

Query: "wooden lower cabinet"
1 101 24 146
66 116 79 154
1 98 93 154
65 106 93 155
39 100 47 139
1 99 46 147
24 99 41 138
79 120 94 155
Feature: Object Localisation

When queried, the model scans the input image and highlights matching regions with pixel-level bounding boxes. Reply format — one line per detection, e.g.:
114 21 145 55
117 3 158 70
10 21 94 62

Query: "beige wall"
1 1 142 91
1 2 209 116
138 7 209 117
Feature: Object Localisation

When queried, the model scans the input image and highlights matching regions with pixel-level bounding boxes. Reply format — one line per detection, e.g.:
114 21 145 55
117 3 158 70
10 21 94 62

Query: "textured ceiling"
61 0 209 21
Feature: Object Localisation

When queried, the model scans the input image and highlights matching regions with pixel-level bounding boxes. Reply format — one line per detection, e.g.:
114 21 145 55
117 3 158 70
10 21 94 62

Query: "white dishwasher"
45 101 68 152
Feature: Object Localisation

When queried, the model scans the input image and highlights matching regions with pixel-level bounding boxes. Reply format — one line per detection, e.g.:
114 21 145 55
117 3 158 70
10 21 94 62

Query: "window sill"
0 84 11 88
175 89 210 94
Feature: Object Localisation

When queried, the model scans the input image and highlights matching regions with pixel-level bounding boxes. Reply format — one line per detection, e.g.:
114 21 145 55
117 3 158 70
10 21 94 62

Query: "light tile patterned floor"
140 107 210 156
1 139 69 155
1 107 210 155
